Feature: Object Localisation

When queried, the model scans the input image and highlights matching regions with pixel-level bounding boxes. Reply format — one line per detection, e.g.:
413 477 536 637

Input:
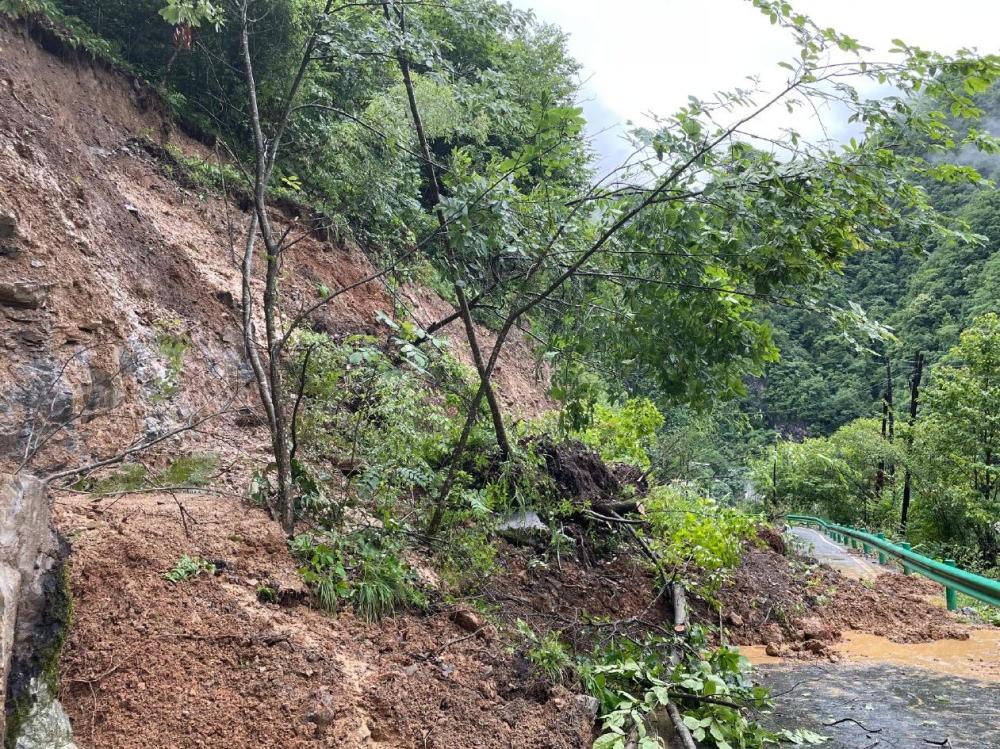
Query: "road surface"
759 661 1000 749
749 525 1000 748
786 525 882 579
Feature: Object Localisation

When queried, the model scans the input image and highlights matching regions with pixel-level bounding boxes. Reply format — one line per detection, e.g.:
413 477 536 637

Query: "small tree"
159 0 392 534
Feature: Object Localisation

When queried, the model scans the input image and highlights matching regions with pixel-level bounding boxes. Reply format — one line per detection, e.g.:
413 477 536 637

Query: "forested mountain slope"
757 124 1000 438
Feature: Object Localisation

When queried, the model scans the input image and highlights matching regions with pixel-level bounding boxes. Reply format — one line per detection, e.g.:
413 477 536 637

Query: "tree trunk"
386 3 512 461
772 455 779 509
236 0 335 535
900 351 924 532
875 356 893 496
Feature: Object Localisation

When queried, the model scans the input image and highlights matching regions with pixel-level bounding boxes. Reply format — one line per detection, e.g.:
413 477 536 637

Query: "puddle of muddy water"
742 628 1000 682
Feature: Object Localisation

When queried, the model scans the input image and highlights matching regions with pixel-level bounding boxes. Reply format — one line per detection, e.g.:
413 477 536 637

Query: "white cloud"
510 0 1000 168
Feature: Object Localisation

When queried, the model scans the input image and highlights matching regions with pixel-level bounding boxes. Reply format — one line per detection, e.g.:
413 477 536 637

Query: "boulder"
450 609 485 633
496 510 548 546
304 687 335 738
574 693 600 723
803 639 827 655
761 623 784 645
8 680 76 749
0 281 50 310
0 208 15 239
799 617 834 641
1 474 73 744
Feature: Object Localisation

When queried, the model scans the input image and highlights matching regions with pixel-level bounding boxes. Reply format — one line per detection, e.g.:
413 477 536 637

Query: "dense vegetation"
5 0 1000 745
753 313 1000 576
749 87 1000 578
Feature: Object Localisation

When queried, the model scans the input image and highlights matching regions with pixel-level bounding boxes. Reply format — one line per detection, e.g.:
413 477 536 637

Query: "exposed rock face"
12 680 75 749
0 473 73 746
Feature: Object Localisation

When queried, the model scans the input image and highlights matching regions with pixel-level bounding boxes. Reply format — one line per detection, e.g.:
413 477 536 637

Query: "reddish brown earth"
709 537 975 660
55 490 595 749
0 17 579 748
0 16 550 481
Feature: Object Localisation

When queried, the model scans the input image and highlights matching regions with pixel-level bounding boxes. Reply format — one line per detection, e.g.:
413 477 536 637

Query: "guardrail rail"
785 514 1000 611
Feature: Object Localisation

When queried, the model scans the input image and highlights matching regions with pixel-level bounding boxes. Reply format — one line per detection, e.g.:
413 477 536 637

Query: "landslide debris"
55 491 596 749
710 533 973 660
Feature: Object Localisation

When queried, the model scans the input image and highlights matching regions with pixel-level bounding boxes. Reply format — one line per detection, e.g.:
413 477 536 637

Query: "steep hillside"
0 18 591 749
0 16 550 481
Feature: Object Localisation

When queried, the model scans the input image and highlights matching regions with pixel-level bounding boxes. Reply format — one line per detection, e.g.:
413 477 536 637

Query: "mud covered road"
748 529 1000 749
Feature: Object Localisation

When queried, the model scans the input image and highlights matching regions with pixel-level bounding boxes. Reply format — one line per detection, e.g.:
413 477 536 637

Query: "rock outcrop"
0 208 15 239
0 473 73 747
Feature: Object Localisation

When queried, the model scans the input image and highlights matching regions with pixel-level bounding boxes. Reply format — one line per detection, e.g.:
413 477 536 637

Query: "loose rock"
450 609 485 633
0 281 50 309
574 694 600 723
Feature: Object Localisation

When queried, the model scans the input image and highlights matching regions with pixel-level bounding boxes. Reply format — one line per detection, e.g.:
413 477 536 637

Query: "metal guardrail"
785 514 1000 611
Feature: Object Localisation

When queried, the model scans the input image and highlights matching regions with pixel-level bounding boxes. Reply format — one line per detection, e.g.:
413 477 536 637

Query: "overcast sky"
508 0 1000 170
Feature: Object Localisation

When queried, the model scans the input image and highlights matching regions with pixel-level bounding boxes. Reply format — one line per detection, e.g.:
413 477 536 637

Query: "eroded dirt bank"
0 15 550 483
55 490 595 748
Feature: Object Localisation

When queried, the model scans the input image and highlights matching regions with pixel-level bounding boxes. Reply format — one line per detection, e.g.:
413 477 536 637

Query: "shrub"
643 487 758 597
528 397 664 468
581 627 781 749
290 531 426 621
516 620 572 683
163 555 215 583
73 453 217 494
287 330 492 527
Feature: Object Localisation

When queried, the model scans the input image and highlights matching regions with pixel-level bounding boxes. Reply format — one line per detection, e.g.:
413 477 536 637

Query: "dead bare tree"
900 350 925 532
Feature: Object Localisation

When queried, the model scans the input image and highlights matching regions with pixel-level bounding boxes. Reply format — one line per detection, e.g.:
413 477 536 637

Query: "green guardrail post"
944 559 957 611
862 540 871 556
876 533 887 565
899 542 912 574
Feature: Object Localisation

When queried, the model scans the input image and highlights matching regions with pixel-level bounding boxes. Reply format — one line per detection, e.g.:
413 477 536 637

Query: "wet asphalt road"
758 662 1000 749
786 526 883 578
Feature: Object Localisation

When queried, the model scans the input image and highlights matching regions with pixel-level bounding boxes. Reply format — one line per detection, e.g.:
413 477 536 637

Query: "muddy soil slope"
0 17 550 479
55 490 596 749
0 17 578 748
